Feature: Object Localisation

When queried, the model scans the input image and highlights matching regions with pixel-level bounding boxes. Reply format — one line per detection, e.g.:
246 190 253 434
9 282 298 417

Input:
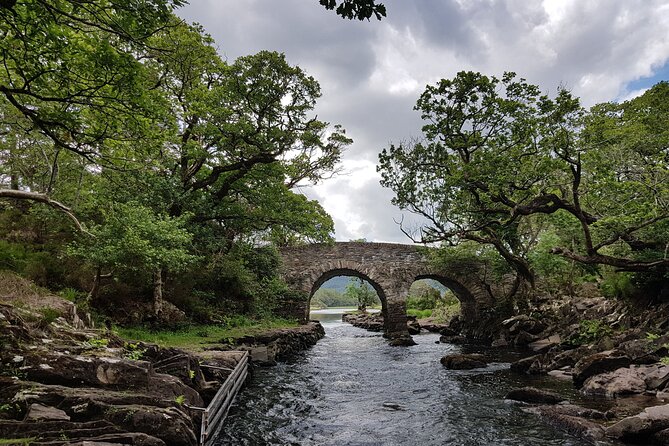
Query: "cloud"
177 0 669 243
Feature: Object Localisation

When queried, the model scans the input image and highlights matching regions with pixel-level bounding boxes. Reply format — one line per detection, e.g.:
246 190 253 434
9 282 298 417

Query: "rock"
505 387 565 404
510 354 543 375
617 338 665 364
502 315 547 335
539 404 609 420
96 403 197 446
439 335 466 344
547 346 591 371
491 334 509 348
573 351 632 387
528 335 561 354
388 336 417 347
655 428 669 445
24 403 70 421
440 353 486 370
526 405 606 443
439 326 458 337
407 320 421 335
607 403 669 443
547 369 572 380
581 366 647 397
512 330 539 347
382 402 405 411
646 366 669 391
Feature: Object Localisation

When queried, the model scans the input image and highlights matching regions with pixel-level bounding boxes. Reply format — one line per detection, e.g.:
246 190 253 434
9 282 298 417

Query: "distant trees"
379 72 669 295
344 278 379 312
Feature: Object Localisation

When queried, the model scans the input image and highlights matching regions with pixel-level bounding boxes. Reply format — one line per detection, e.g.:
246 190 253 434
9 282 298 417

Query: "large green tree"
379 72 669 290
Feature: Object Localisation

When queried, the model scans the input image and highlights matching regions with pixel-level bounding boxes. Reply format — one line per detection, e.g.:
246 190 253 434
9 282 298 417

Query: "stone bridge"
279 242 497 344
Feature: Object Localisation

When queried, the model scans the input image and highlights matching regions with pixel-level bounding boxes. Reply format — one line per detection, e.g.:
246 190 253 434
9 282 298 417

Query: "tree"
68 202 196 316
378 72 669 293
0 0 182 165
147 21 350 244
318 0 386 21
344 277 378 312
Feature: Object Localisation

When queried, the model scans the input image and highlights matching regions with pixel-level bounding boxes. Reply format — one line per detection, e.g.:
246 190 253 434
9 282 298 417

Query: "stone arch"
306 261 389 321
413 274 477 321
278 242 497 345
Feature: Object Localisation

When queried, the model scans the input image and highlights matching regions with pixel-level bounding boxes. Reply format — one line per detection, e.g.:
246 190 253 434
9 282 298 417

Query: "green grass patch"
116 317 298 350
407 309 433 318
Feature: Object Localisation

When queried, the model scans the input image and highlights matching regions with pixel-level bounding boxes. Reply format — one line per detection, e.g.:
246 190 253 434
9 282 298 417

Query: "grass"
407 309 433 318
0 439 35 445
116 317 298 350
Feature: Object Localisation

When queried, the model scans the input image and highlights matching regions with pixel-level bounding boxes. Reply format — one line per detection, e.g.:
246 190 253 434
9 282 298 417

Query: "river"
213 309 601 445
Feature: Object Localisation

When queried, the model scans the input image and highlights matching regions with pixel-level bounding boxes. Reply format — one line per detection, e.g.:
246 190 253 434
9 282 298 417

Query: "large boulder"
505 387 565 404
607 403 669 443
440 353 486 370
581 366 648 397
526 405 606 443
510 354 544 375
572 351 632 387
546 346 591 371
501 315 547 335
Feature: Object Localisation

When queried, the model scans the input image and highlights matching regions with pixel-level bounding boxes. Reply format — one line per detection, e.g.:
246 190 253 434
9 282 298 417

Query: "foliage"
310 288 358 308
319 0 386 20
379 72 669 294
407 309 432 318
343 278 380 311
406 281 441 310
431 300 461 323
564 319 613 347
86 338 110 349
38 307 61 328
174 395 185 405
122 342 146 361
0 4 349 326
600 272 635 300
69 202 196 277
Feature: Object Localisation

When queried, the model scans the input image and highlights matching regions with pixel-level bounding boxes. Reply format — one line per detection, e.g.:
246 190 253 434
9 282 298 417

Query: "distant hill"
318 275 447 295
319 276 354 293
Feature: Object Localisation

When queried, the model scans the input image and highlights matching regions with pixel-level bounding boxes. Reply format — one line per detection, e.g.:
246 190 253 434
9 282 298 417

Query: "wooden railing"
197 351 250 445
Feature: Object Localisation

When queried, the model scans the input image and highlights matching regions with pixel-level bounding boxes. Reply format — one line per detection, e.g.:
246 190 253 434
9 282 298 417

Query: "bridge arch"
279 242 496 344
309 263 388 318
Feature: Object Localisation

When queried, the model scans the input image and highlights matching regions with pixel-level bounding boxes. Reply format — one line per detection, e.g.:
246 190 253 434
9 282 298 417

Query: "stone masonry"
279 242 496 344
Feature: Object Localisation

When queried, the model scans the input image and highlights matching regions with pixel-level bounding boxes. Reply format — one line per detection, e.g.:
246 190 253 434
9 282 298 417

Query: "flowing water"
213 309 608 445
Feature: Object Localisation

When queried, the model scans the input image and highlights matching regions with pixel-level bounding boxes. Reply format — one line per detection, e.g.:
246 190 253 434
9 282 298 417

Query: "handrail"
199 351 250 445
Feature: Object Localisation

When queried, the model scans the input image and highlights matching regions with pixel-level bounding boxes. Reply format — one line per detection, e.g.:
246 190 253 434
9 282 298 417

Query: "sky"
177 0 669 243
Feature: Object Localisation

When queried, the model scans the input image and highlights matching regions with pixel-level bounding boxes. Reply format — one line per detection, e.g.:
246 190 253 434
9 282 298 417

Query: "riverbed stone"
573 351 632 387
581 366 647 397
547 346 591 371
440 353 486 370
505 387 565 404
526 405 606 443
606 403 669 442
510 354 543 375
24 403 70 421
528 335 561 354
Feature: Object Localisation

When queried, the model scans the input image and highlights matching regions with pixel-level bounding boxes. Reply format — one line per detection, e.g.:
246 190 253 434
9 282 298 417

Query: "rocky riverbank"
227 321 325 366
0 274 325 445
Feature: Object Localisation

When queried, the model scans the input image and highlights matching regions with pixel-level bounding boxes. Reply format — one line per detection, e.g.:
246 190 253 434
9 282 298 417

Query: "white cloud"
177 0 669 243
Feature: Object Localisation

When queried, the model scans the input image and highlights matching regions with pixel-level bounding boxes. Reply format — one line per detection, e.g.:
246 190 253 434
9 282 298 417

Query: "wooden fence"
196 351 250 445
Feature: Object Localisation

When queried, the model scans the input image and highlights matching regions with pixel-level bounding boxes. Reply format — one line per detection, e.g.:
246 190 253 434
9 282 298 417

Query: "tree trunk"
153 268 163 318
87 268 101 305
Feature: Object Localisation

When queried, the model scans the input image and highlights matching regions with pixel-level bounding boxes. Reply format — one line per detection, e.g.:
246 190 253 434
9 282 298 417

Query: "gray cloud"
177 0 669 243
